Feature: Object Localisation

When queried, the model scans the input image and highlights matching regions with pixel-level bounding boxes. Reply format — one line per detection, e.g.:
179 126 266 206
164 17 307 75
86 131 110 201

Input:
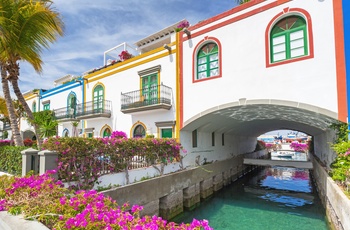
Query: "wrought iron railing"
121 84 172 110
54 100 112 120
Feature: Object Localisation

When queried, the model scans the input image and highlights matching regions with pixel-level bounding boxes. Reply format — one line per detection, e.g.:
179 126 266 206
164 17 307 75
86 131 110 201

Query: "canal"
172 166 329 230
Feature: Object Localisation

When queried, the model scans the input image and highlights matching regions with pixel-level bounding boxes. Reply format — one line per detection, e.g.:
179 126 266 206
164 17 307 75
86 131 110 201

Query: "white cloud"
17 0 237 93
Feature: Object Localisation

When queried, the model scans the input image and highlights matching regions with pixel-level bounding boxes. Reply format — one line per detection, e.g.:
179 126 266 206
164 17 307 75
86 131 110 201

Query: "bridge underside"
182 99 339 137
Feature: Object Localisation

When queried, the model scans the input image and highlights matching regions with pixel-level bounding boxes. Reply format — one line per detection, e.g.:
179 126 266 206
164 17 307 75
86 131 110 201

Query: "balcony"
121 84 172 114
54 100 112 121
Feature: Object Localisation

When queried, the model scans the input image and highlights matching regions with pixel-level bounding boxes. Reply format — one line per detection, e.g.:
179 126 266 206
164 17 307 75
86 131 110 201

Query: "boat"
275 150 294 158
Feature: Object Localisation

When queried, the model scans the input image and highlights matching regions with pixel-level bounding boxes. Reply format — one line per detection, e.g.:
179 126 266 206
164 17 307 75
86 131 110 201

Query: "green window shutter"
161 128 173 138
142 73 158 104
93 85 104 110
270 16 307 63
197 42 219 80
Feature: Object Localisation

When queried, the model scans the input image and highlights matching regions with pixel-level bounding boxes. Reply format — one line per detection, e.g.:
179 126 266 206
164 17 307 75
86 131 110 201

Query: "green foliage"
0 146 26 175
96 183 119 192
3 131 8 139
330 141 350 186
330 121 349 144
29 110 58 138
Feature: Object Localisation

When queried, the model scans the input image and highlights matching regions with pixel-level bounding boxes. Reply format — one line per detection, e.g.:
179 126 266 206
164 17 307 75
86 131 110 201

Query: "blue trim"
62 128 69 137
41 81 80 99
343 0 350 135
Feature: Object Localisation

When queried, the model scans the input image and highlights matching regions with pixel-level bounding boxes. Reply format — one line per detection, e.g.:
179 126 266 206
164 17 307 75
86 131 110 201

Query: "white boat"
275 151 294 158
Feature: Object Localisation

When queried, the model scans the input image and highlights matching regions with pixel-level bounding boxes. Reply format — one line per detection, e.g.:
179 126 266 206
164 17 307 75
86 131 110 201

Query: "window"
222 133 225 146
103 128 111 137
212 132 215 146
32 102 36 112
133 124 146 138
197 42 219 80
43 103 50 111
192 129 197 148
142 73 158 104
270 16 307 63
93 85 104 111
161 128 172 138
62 129 69 137
67 93 77 117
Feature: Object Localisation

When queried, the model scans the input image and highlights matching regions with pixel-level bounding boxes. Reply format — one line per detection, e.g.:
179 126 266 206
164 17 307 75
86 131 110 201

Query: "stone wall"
102 153 260 219
311 154 350 230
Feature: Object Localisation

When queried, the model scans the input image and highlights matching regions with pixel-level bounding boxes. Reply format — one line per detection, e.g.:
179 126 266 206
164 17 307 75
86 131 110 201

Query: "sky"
9 0 240 95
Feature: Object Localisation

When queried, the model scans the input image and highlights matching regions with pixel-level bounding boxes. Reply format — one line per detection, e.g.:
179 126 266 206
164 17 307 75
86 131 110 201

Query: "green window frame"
32 102 36 112
142 73 158 104
93 85 104 111
67 93 77 117
270 15 308 63
197 42 219 80
43 103 50 111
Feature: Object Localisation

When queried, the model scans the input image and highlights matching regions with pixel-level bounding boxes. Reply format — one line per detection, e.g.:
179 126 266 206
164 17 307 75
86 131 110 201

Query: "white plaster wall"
180 130 256 167
182 0 338 122
40 83 83 111
314 128 337 168
93 162 182 188
84 50 176 137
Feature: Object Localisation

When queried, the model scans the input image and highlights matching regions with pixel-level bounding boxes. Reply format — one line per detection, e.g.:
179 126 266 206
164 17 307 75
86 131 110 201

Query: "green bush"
330 141 350 184
0 146 27 175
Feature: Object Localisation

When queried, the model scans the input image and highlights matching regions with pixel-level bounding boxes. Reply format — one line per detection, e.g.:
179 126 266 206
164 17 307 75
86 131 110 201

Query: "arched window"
62 129 69 137
103 128 111 137
67 93 77 116
270 15 307 63
133 125 146 138
197 42 219 80
32 101 36 112
93 85 104 111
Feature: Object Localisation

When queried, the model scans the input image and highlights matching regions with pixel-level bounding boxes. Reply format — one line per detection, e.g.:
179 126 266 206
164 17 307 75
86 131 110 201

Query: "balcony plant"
175 20 190 32
118 50 133 61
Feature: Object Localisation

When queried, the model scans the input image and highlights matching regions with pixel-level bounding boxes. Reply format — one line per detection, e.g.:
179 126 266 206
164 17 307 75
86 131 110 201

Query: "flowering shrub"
42 137 186 190
110 130 127 139
23 138 34 147
0 140 13 147
175 20 190 32
331 141 350 186
289 142 308 153
0 173 212 230
118 50 132 61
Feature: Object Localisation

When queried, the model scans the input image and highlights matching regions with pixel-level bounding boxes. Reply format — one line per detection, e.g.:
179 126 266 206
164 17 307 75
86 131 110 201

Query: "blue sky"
11 0 239 95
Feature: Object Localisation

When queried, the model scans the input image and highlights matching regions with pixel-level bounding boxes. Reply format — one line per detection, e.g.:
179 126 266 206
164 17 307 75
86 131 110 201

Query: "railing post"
21 148 40 177
38 150 59 179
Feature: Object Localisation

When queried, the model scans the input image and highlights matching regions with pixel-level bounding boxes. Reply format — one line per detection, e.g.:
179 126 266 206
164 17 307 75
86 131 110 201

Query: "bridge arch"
180 99 339 167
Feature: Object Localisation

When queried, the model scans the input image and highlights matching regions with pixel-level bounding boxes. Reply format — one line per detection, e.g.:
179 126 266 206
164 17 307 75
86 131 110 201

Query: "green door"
142 74 158 105
93 85 104 112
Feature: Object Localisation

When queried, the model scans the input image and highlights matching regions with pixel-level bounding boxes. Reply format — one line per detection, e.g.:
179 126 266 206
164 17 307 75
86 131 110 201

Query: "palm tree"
0 0 64 146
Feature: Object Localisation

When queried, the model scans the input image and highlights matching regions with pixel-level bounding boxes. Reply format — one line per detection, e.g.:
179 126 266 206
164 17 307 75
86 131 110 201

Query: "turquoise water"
172 167 329 230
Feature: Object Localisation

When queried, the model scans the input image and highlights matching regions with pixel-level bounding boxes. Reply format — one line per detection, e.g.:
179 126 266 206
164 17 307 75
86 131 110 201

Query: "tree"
28 110 58 139
0 0 64 146
236 0 251 4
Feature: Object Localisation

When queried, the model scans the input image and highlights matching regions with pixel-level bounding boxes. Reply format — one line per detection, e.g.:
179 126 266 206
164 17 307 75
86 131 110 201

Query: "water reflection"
172 167 328 230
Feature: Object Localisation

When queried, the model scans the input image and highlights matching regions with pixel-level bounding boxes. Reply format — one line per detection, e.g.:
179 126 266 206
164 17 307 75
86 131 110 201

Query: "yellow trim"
25 94 37 101
130 121 147 138
175 32 180 140
100 124 112 137
87 47 176 84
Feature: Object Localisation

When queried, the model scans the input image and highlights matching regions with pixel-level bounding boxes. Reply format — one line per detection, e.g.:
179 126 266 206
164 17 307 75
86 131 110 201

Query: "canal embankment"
311 154 350 230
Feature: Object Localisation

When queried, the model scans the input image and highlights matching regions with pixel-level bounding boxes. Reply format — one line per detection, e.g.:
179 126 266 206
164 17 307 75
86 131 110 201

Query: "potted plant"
119 50 133 61
175 20 190 32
